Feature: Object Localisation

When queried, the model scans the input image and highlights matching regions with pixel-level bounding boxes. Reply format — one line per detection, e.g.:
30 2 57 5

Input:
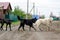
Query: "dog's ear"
35 17 37 20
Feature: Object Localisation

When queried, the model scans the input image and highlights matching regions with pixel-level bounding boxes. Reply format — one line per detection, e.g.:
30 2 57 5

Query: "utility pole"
26 0 29 19
29 3 35 15
39 12 40 18
33 3 35 16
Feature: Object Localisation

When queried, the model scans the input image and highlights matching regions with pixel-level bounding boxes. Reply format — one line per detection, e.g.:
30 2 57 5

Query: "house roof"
0 2 12 10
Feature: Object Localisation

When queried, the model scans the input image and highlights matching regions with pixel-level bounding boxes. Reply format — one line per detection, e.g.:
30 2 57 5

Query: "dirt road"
0 26 60 40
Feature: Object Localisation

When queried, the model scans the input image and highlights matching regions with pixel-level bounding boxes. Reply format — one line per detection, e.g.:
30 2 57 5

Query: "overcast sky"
0 0 60 17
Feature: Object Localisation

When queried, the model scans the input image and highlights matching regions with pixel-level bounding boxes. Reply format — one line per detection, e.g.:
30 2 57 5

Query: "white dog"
34 18 53 31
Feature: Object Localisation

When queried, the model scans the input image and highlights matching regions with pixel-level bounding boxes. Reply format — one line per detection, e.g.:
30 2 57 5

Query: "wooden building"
0 2 12 19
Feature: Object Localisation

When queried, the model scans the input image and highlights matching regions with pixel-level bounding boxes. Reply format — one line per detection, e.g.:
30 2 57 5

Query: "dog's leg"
22 25 25 31
32 25 36 31
18 23 22 31
6 24 8 31
9 24 12 31
1 23 4 31
18 25 21 31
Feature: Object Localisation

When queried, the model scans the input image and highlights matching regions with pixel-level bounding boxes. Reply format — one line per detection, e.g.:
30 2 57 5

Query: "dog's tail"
17 16 23 21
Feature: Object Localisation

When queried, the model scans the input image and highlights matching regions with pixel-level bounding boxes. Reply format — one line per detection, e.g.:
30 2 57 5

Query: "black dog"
17 16 37 31
0 19 12 31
